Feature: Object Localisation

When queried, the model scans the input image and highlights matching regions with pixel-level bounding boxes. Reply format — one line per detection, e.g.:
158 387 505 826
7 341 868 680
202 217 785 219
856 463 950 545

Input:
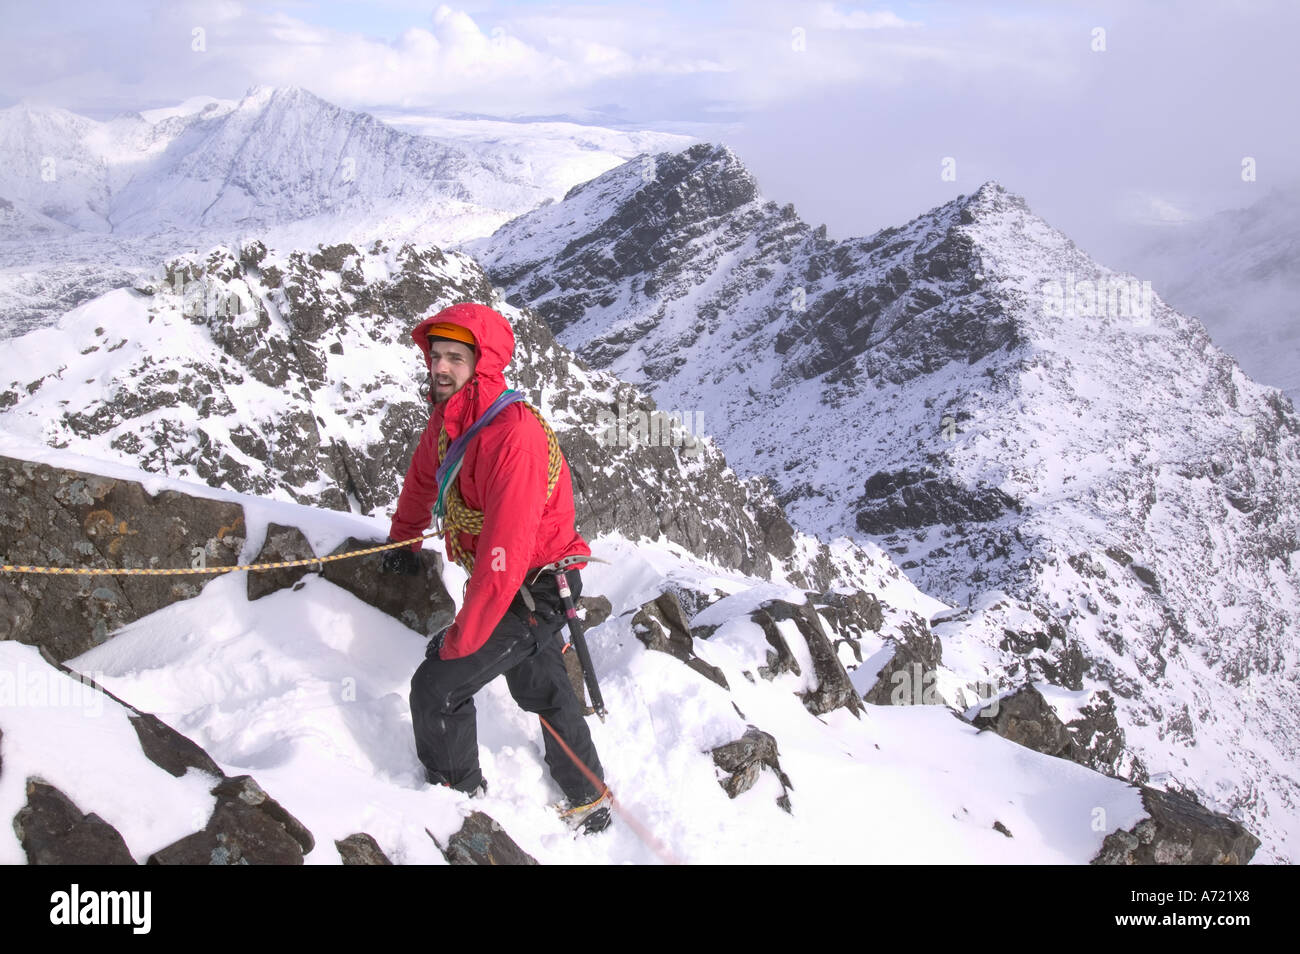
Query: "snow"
0 451 1151 864
0 642 220 865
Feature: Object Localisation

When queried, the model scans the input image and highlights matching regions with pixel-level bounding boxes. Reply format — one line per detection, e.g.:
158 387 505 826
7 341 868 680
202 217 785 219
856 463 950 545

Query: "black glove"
426 625 450 658
381 540 421 575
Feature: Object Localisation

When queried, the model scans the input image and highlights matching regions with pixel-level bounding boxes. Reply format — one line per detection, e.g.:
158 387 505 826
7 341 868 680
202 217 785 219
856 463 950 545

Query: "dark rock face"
1062 689 1134 779
336 832 393 865
320 536 455 637
246 528 456 636
436 811 539 865
498 144 761 336
149 775 314 865
749 599 863 717
860 611 945 707
855 467 1021 534
246 522 318 600
129 713 224 779
13 779 137 864
0 455 245 661
577 594 613 629
970 684 1073 757
629 592 729 689
711 726 793 812
317 538 454 634
814 589 884 651
1092 786 1260 865
811 590 883 670
968 683 1142 782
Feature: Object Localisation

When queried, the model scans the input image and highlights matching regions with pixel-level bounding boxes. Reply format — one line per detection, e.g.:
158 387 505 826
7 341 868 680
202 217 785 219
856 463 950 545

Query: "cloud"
811 4 913 30
2 0 1296 276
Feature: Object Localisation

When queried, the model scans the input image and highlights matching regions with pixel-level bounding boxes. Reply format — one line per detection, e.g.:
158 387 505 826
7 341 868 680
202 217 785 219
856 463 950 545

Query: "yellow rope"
438 402 562 573
0 533 438 577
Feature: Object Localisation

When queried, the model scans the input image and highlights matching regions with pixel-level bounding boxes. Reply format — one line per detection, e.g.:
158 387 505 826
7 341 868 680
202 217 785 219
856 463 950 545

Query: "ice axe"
529 554 608 721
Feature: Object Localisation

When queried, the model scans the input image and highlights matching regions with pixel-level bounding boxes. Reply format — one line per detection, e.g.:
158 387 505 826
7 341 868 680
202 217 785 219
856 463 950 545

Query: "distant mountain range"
0 86 693 338
1121 187 1300 406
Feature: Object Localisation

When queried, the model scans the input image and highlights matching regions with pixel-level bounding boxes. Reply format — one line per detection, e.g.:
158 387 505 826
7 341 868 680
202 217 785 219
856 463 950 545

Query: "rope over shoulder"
436 401 563 573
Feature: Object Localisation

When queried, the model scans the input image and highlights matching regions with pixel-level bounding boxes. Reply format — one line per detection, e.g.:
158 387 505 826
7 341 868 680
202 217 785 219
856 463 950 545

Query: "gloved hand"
426 625 450 659
381 540 421 575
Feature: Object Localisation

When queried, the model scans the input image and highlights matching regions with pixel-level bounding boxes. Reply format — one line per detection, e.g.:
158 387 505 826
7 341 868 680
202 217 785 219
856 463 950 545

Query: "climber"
379 301 611 834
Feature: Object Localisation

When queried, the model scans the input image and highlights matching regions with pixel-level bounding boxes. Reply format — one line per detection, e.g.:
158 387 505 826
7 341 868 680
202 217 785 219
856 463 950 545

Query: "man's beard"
431 378 460 404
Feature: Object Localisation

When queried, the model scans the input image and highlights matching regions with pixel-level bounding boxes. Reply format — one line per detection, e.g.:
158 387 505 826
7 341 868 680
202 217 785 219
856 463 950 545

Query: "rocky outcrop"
1092 786 1260 865
629 592 728 689
749 599 862 717
970 684 1072 757
968 683 1141 781
0 455 245 661
149 775 314 865
336 832 393 865
245 522 319 600
854 467 1021 535
814 589 884 658
247 527 456 636
13 779 137 865
860 611 946 707
320 536 455 637
128 712 224 779
433 811 539 866
711 726 793 813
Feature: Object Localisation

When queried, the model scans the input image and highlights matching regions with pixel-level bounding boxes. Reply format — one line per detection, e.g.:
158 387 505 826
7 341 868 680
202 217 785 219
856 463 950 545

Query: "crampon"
555 787 613 835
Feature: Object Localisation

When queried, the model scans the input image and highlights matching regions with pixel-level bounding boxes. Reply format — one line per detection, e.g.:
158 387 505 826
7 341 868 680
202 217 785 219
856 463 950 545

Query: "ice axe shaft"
554 568 607 721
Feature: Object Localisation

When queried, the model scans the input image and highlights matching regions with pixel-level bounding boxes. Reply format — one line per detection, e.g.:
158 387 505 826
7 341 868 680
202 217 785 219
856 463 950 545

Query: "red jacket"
388 302 590 659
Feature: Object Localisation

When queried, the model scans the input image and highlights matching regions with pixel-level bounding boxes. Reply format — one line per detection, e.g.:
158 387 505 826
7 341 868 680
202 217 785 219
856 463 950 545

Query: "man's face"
428 339 477 404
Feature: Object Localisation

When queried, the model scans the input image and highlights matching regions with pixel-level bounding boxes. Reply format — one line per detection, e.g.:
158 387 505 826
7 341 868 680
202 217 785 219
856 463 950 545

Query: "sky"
2 0 1298 266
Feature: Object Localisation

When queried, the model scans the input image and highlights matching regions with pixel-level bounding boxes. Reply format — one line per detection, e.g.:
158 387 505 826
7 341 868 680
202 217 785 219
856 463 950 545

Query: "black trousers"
409 568 605 803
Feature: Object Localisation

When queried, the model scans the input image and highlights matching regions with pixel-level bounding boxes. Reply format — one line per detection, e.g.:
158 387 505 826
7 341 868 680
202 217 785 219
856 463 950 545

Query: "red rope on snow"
538 715 681 865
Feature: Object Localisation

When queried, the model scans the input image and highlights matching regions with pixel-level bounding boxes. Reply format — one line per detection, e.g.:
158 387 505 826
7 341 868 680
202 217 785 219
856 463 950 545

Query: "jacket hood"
410 302 516 435
411 302 515 382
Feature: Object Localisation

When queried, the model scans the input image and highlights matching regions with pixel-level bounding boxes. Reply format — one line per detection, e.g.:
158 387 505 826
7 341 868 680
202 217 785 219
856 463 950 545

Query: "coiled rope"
436 402 563 573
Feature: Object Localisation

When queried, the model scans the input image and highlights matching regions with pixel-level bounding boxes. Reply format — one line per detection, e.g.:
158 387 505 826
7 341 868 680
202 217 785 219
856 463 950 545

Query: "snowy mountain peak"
961 180 1027 216
473 143 1300 860
238 84 280 108
0 87 698 264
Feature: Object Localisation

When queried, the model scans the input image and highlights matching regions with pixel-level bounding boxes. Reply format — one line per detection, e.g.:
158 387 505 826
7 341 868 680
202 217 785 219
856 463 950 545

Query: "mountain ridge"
471 143 1300 861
